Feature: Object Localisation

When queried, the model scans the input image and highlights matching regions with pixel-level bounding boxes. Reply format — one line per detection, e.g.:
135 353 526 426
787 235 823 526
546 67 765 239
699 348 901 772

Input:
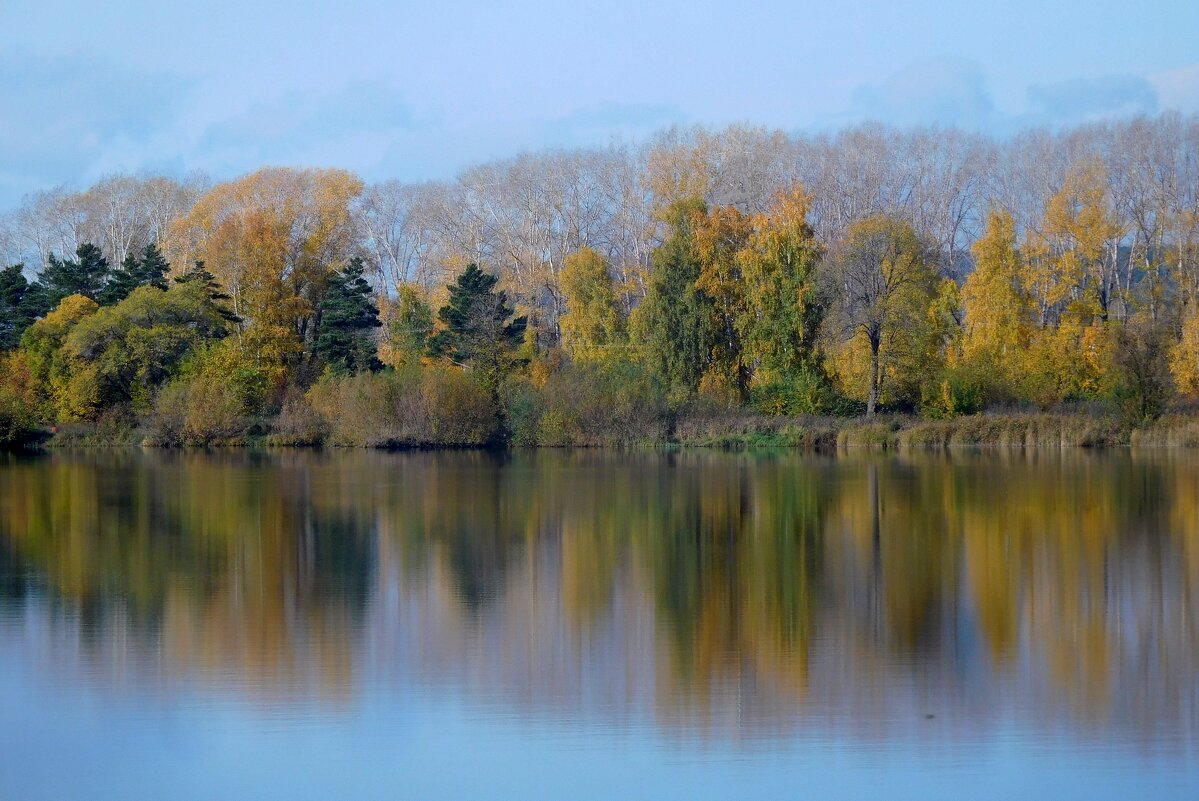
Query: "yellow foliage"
1035 159 1122 320
1020 310 1114 406
559 248 624 362
1170 311 1199 395
19 294 100 420
166 167 364 365
962 210 1032 386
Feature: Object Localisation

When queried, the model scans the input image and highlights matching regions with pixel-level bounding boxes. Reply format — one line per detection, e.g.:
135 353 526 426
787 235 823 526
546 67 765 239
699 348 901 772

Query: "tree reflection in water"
0 448 1196 744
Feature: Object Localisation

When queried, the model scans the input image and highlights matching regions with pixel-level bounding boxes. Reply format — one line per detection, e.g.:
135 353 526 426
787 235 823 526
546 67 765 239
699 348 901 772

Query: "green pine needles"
428 263 528 393
315 257 383 373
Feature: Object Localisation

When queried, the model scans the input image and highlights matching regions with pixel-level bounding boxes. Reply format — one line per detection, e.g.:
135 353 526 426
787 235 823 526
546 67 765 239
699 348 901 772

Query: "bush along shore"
18 400 1199 452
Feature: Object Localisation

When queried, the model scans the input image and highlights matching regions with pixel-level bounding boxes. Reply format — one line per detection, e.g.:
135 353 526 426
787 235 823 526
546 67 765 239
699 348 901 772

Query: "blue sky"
2 0 1198 207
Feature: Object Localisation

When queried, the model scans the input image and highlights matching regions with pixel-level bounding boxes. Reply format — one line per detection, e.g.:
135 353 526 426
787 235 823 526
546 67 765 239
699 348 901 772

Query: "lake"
0 449 1196 800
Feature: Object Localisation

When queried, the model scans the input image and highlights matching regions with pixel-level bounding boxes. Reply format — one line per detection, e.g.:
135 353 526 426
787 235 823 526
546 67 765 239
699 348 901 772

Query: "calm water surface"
0 449 1196 800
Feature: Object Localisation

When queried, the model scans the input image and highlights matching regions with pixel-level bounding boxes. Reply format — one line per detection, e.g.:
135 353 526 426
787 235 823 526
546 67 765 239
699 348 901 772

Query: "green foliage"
31 243 111 313
920 365 986 419
632 199 715 393
24 284 233 421
428 263 528 393
174 338 272 417
738 189 826 383
314 257 383 373
174 260 239 325
750 366 845 416
19 294 100 420
97 243 171 306
0 264 37 351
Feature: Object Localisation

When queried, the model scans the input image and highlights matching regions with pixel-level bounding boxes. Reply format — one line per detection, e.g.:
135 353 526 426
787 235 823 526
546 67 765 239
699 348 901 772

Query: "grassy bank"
21 409 1199 452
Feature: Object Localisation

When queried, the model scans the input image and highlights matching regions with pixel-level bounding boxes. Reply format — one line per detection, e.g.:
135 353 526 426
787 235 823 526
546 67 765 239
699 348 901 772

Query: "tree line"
2 113 1199 446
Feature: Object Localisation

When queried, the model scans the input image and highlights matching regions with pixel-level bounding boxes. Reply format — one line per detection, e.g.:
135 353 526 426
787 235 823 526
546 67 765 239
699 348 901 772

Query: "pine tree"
428 263 527 391
30 243 111 313
175 260 239 325
98 243 172 306
0 264 36 350
97 252 143 306
138 242 171 290
314 257 383 373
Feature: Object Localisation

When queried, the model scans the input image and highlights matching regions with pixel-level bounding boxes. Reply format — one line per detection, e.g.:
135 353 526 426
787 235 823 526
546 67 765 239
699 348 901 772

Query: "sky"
2 0 1198 208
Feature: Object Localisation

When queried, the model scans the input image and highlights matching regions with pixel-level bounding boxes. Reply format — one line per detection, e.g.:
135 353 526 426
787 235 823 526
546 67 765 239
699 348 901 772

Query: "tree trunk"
867 334 881 418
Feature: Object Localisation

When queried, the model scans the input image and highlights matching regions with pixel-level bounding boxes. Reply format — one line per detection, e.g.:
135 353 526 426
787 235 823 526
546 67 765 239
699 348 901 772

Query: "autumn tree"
1169 312 1199 396
736 188 829 411
961 210 1032 398
0 349 39 445
167 167 364 369
19 294 101 420
1040 160 1123 322
824 215 937 416
314 258 383 374
560 247 625 362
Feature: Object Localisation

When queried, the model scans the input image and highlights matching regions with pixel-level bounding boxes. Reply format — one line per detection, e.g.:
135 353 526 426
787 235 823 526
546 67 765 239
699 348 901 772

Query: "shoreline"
14 411 1199 452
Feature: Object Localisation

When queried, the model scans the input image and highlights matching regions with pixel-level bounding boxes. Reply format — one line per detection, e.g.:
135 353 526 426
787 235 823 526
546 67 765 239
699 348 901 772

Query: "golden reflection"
0 449 1196 739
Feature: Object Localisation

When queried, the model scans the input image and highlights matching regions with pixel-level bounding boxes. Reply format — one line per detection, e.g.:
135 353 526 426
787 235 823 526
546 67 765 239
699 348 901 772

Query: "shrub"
921 365 986 419
306 366 498 447
421 367 499 445
268 390 329 446
750 367 843 416
511 359 670 446
499 376 541 446
145 378 250 446
307 370 406 446
177 339 273 416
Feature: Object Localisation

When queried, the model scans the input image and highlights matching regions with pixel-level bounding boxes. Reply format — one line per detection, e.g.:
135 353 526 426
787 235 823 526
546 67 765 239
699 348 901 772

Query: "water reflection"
0 449 1197 747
